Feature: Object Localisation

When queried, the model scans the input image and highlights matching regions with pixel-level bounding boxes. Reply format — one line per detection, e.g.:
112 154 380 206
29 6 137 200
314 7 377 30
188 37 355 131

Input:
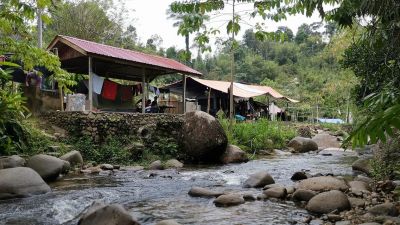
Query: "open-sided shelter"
163 76 298 117
47 35 202 113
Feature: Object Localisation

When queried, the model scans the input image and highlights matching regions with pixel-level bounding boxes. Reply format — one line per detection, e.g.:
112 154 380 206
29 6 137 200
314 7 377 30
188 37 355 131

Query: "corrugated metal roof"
189 77 298 102
48 35 202 76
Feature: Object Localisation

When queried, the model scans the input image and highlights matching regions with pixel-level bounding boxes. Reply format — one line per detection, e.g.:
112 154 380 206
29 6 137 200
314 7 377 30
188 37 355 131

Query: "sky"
124 0 325 52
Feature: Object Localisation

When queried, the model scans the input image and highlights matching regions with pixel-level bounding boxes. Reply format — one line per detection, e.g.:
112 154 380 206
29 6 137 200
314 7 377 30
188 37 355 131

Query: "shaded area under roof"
163 77 299 103
47 35 202 81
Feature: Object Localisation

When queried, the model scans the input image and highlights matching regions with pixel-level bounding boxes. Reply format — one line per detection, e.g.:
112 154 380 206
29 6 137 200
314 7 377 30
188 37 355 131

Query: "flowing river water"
0 150 358 225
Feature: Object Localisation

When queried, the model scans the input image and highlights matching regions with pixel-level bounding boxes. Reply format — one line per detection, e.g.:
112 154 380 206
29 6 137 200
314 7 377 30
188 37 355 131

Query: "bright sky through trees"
125 0 324 51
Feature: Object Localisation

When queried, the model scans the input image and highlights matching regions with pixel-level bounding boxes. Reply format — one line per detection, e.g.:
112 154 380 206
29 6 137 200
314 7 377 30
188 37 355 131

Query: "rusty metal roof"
164 77 299 102
47 35 202 76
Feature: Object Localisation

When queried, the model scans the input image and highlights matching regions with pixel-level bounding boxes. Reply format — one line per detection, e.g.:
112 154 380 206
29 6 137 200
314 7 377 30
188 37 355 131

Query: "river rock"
355 175 373 184
0 155 25 169
352 158 372 175
148 160 164 170
297 176 349 192
367 203 399 216
243 171 275 188
156 220 181 225
287 137 318 153
348 197 366 208
306 190 351 214
182 111 228 162
27 154 69 181
188 187 223 198
291 171 310 181
349 181 371 192
0 167 51 200
263 183 283 190
100 164 114 170
78 201 139 225
292 189 317 202
165 159 183 169
358 223 381 225
214 194 245 207
263 187 287 199
59 150 83 166
312 133 341 149
335 221 351 225
220 144 248 164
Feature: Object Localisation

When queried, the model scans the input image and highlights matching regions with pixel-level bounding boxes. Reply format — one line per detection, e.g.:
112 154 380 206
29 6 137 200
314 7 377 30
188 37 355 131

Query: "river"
0 150 358 225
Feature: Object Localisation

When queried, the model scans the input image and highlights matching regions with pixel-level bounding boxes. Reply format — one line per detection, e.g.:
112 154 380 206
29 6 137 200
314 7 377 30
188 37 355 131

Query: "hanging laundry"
149 86 155 93
102 79 118 101
155 87 160 96
26 71 41 87
92 73 105 94
120 85 133 102
135 83 142 95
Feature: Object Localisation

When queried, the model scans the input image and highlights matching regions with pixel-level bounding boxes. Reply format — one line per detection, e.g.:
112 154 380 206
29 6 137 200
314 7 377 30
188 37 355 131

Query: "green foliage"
220 119 296 152
66 137 133 165
145 137 180 160
344 87 400 148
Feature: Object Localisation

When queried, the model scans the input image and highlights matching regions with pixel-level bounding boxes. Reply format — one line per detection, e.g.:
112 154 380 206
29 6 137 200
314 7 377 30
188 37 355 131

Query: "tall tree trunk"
185 34 190 66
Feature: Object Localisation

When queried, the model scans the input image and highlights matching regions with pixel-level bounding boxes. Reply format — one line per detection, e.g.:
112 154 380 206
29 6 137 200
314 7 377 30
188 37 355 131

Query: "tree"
146 34 163 51
276 26 294 42
1 0 75 153
167 8 209 65
45 0 124 45
295 23 312 44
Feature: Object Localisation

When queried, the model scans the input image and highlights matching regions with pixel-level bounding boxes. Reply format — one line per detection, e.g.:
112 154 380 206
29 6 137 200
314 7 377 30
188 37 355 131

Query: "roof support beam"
182 74 187 114
88 56 93 111
141 68 146 114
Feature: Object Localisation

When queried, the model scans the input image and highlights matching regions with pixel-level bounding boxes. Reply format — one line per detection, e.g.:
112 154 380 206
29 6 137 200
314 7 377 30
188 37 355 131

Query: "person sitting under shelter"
150 96 159 113
145 99 152 113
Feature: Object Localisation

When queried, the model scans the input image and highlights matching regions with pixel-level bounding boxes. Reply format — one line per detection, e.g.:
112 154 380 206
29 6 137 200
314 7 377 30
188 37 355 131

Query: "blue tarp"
318 118 345 124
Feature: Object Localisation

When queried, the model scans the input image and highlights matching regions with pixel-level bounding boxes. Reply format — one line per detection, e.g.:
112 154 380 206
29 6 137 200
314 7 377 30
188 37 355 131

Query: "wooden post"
207 87 211 114
88 57 93 111
183 74 187 114
141 68 146 113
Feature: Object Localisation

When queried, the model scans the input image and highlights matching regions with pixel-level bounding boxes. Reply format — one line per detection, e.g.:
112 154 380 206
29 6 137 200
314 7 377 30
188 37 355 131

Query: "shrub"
219 119 296 152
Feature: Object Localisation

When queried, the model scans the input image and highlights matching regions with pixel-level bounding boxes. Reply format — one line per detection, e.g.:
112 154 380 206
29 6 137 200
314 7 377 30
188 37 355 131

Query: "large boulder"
306 190 351 214
297 176 349 192
213 194 245 207
182 111 228 162
352 158 372 175
0 167 51 200
292 189 317 202
220 145 248 164
287 137 318 153
312 134 341 149
188 187 223 198
243 171 275 188
27 154 69 181
78 201 140 225
59 150 83 167
0 155 25 169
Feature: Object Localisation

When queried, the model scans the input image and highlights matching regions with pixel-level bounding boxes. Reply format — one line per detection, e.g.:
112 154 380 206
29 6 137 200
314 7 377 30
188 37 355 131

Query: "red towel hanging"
102 80 118 100
120 85 133 101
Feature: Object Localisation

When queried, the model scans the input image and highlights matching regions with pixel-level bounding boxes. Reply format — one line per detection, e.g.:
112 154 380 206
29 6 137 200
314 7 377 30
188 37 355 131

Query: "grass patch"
219 119 296 153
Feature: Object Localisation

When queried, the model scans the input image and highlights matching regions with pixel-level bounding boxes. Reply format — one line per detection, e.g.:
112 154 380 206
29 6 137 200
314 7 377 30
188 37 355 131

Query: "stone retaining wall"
41 112 185 144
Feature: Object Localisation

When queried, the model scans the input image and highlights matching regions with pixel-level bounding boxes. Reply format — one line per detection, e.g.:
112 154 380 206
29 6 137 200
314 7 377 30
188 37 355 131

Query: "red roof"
48 35 202 76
